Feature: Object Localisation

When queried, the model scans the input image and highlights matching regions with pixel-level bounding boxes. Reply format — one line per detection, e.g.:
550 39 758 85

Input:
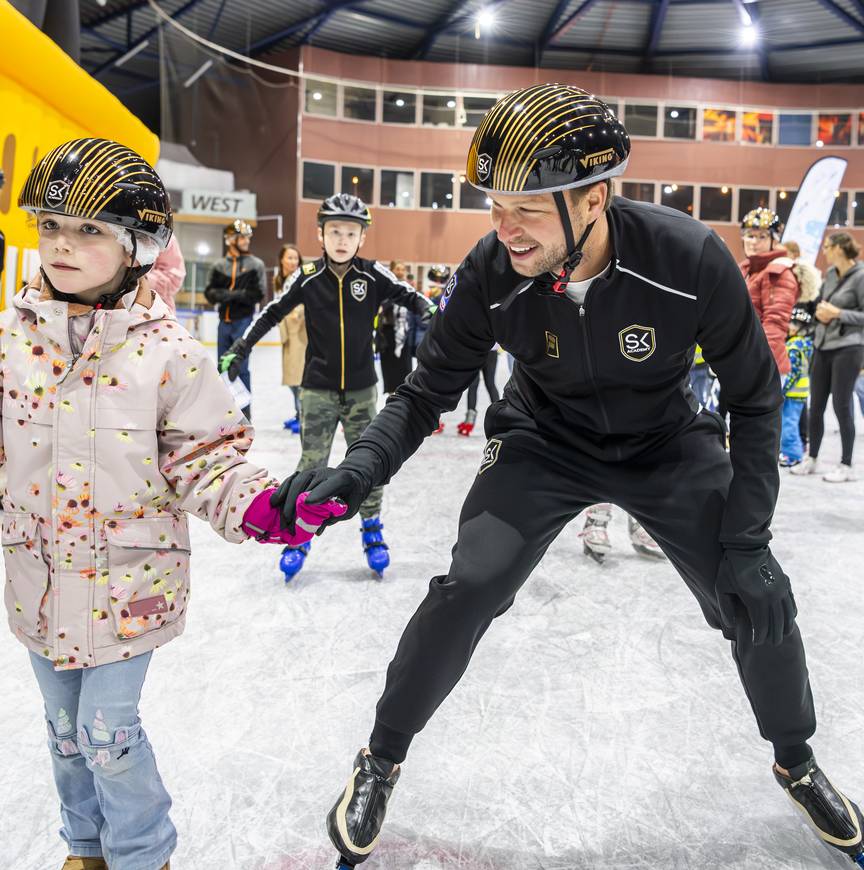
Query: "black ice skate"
774 757 864 867
328 750 400 868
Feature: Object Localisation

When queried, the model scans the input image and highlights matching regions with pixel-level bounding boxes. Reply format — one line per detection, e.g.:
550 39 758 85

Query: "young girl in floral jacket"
2 139 342 870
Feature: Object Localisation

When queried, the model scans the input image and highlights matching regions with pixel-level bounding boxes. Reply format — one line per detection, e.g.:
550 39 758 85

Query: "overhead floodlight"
475 8 496 39
740 22 758 47
114 39 148 68
183 59 213 88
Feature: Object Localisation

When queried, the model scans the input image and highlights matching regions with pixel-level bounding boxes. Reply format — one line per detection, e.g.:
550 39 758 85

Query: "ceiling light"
670 110 679 119
195 242 210 257
447 99 456 108
664 185 673 194
475 8 495 38
312 91 322 101
778 190 787 199
395 98 405 107
815 139 825 148
721 186 729 194
183 59 213 88
740 23 759 47
351 176 359 184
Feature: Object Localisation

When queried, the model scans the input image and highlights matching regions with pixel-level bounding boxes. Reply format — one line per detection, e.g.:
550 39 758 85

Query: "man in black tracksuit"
275 86 863 867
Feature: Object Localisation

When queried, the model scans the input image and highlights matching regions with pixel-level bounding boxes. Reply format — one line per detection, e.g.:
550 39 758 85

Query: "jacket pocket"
2 513 49 639
104 516 191 640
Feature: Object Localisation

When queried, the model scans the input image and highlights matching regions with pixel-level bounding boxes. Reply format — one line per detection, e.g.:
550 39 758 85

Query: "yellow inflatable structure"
0 0 158 307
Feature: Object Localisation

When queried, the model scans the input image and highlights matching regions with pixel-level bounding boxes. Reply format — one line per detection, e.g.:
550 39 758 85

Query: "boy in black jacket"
221 195 432 578
205 218 266 417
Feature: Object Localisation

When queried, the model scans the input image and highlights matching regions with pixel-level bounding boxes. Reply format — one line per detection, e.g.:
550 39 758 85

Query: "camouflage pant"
298 386 383 518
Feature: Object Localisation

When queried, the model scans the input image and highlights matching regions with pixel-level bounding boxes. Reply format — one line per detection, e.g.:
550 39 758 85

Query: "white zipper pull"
579 305 586 317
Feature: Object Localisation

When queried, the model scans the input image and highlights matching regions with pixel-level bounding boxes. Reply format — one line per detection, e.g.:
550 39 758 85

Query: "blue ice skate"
360 516 389 577
283 415 300 434
280 542 310 581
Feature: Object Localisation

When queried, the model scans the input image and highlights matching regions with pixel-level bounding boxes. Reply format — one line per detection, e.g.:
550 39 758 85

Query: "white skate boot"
580 504 612 564
628 516 665 559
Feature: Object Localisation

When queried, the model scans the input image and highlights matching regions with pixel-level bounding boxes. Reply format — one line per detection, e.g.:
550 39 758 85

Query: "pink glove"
241 489 347 545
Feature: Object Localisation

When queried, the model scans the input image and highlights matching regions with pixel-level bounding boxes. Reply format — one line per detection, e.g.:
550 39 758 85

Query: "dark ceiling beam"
550 0 605 42
643 0 671 67
90 0 210 77
84 0 152 30
205 0 229 39
413 0 512 60
250 1 359 55
536 0 571 64
813 0 864 34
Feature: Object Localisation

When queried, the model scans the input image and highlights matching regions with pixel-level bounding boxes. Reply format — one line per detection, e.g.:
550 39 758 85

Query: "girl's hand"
815 301 840 323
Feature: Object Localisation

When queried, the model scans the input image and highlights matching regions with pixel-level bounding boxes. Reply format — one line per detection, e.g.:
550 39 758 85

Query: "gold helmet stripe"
65 141 131 214
81 159 152 218
511 122 597 192
500 94 600 190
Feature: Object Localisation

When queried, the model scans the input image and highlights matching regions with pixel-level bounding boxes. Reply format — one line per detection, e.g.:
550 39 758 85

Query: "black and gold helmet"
18 138 172 249
426 264 451 284
466 84 629 195
225 219 253 238
741 207 782 236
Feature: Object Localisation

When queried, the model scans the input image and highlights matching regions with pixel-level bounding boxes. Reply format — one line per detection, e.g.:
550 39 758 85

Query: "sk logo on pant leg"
478 438 502 475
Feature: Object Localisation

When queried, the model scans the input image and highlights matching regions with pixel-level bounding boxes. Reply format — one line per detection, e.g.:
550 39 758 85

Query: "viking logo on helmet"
45 180 70 208
138 209 167 224
580 148 615 170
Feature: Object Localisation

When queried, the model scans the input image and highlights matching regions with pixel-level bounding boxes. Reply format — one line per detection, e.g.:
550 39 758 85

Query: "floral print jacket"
1 277 275 670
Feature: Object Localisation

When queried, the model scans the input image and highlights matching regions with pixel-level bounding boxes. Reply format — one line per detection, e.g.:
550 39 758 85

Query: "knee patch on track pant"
77 722 143 775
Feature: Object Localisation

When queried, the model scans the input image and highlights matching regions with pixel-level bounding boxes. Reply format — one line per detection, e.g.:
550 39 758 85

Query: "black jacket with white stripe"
242 257 430 392
345 196 783 550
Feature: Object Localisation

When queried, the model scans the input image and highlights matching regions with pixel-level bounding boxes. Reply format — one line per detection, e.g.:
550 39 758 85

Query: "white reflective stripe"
353 267 377 282
295 516 319 534
490 281 533 309
300 266 325 287
615 261 697 301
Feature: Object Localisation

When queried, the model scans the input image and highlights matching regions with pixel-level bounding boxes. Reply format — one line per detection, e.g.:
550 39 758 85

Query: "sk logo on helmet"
478 438 502 475
618 324 656 362
477 153 492 182
350 279 367 302
45 180 70 207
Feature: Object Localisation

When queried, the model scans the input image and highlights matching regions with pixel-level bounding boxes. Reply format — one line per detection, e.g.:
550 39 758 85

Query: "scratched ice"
2 346 862 869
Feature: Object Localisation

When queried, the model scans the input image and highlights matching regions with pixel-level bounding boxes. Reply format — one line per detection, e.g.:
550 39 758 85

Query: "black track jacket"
345 197 783 551
242 257 431 391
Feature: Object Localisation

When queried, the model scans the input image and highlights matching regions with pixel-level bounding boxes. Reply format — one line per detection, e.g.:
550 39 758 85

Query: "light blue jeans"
29 651 176 870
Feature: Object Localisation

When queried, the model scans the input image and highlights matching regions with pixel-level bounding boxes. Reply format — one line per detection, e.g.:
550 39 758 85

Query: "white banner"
781 157 848 265
180 188 257 219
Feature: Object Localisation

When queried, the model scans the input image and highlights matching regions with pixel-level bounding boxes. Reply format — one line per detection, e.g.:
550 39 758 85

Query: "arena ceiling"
80 0 864 111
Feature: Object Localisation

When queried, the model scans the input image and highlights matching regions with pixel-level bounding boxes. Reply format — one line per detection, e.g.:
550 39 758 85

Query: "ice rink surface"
2 346 863 870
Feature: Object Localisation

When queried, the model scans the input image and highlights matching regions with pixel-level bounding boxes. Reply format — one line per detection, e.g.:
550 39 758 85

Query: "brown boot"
62 859 108 870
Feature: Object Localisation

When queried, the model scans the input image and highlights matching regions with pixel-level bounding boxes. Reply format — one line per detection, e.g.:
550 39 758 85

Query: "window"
420 172 454 209
660 183 694 215
621 181 655 203
383 91 416 124
340 166 374 204
738 188 770 221
664 106 697 139
423 94 457 126
828 191 849 227
776 190 797 225
742 111 773 144
459 177 491 210
462 95 497 127
302 161 335 199
778 114 812 145
818 113 852 146
859 114 864 146
343 85 376 121
699 186 733 222
305 79 337 116
380 170 415 208
854 193 864 227
624 103 658 137
702 108 737 142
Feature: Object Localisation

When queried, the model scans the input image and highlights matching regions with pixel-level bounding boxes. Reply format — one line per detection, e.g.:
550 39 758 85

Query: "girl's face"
37 213 128 298
281 247 301 274
391 262 407 281
742 229 773 258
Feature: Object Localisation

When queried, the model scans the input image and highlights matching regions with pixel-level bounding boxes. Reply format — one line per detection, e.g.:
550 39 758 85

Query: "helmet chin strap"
544 189 596 294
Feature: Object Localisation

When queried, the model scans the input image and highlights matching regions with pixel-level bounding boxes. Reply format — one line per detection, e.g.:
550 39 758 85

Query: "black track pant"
370 411 816 763
466 350 500 410
808 345 864 466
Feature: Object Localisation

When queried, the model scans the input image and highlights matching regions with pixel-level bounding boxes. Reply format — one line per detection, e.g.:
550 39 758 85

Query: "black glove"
219 337 250 381
271 466 371 535
419 302 436 324
715 547 797 646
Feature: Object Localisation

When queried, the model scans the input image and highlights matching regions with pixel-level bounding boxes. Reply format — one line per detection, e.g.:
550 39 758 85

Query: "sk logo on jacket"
618 324 656 362
350 279 367 302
